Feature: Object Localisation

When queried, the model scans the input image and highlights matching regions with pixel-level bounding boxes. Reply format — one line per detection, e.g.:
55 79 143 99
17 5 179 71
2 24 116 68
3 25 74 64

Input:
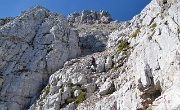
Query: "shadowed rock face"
0 5 80 110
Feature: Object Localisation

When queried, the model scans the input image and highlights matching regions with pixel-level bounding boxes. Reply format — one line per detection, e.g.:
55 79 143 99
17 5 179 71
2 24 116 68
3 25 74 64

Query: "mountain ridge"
0 0 180 110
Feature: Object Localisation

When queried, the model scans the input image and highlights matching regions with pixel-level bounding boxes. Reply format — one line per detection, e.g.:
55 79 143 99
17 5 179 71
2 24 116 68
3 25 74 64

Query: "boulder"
99 81 115 96
105 56 113 71
96 58 105 73
85 83 97 93
78 74 87 85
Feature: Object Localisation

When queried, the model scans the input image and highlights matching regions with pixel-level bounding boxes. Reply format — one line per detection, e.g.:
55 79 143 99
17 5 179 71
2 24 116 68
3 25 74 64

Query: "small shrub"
45 87 50 95
75 92 86 106
80 88 87 92
41 84 50 96
131 28 140 38
34 103 37 108
72 86 81 94
71 84 86 95
66 98 75 104
117 39 130 54
74 83 81 87
67 82 74 87
122 51 127 55
113 66 118 71
150 23 157 31
0 17 13 23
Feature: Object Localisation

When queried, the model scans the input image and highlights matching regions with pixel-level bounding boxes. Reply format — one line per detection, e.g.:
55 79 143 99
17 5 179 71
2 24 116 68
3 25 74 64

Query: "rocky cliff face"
68 10 120 55
0 6 80 110
68 10 113 25
0 0 180 110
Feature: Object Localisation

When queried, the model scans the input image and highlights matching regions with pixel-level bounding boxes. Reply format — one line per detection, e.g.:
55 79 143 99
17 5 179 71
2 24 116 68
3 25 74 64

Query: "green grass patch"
117 39 130 54
41 84 50 96
67 82 74 87
66 98 76 104
72 86 81 94
34 103 37 108
0 17 13 23
75 92 86 106
71 85 87 95
150 23 157 31
131 28 140 38
113 66 118 71
122 51 127 55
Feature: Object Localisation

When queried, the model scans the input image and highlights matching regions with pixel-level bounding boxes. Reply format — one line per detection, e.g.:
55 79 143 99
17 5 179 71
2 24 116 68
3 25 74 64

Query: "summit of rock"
68 10 114 25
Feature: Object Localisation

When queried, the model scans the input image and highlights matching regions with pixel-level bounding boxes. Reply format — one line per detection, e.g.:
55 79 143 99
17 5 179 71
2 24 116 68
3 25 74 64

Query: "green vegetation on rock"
131 28 141 38
67 82 74 87
41 84 50 96
0 17 14 25
65 83 87 107
150 23 157 31
117 39 130 54
75 92 86 106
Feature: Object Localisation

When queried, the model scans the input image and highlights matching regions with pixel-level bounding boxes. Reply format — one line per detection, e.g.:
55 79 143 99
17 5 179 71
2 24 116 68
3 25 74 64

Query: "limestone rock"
74 90 82 97
96 57 105 73
105 56 113 71
68 10 113 25
85 83 97 93
99 81 115 96
78 74 87 85
1 0 180 110
0 5 80 110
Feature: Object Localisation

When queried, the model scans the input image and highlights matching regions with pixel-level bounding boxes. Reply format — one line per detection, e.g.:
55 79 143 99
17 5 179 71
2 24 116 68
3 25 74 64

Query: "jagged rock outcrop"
0 17 14 27
67 10 120 55
33 0 179 110
71 22 120 55
68 10 113 25
0 5 80 110
1 0 180 110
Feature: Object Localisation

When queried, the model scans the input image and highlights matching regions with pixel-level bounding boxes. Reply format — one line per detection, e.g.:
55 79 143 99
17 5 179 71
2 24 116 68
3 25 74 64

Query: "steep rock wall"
0 6 80 110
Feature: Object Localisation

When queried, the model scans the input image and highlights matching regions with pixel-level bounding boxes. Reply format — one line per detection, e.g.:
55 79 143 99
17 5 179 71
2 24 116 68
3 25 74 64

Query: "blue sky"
0 0 151 21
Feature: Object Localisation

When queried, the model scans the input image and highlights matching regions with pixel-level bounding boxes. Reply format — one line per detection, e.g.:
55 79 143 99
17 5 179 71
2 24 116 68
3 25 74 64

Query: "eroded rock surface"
1 0 180 110
0 5 80 110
